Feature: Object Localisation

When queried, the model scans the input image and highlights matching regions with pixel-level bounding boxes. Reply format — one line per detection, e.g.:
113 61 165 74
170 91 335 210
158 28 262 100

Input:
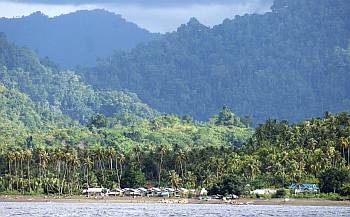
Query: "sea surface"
0 202 350 217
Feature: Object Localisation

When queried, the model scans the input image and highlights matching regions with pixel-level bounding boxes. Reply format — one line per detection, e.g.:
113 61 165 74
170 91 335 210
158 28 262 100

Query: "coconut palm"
83 155 93 187
157 144 166 187
169 170 180 189
23 149 32 191
106 147 116 170
132 145 142 171
340 137 349 164
5 151 15 175
117 153 125 188
175 149 186 179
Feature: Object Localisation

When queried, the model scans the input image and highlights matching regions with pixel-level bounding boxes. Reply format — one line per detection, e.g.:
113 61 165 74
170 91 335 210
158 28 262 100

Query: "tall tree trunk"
158 154 163 187
15 159 18 191
27 160 31 192
180 161 184 179
99 157 105 182
20 158 23 194
119 160 123 187
86 166 89 187
115 156 120 188
348 147 350 165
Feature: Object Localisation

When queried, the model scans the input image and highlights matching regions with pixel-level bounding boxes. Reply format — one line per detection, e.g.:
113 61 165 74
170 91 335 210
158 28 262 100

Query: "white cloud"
0 1 272 33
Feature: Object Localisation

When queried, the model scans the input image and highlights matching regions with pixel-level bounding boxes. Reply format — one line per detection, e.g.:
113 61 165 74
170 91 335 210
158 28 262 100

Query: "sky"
0 0 273 33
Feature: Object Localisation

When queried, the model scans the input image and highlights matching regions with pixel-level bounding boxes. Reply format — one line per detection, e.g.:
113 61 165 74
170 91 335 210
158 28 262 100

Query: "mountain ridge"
0 9 161 67
78 0 350 123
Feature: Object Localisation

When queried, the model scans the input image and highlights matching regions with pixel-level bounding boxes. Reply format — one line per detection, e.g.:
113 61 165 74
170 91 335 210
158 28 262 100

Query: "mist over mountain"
79 0 350 123
3 0 271 6
0 33 157 124
0 9 160 67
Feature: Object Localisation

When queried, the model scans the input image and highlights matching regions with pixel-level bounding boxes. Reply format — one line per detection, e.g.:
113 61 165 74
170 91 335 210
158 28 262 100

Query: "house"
288 184 319 194
137 188 148 197
82 188 107 197
147 187 162 197
250 189 277 195
107 188 124 197
123 188 142 197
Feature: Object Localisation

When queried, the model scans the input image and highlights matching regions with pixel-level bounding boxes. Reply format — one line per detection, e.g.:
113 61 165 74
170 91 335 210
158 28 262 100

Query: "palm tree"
340 137 349 164
18 150 25 193
4 151 15 191
96 146 106 182
14 150 21 190
68 151 79 195
24 149 32 192
348 136 350 165
175 150 186 179
83 155 93 187
36 147 46 182
183 171 196 189
244 155 261 181
157 144 166 187
5 151 15 176
133 145 142 171
106 147 116 170
169 170 180 189
51 148 60 179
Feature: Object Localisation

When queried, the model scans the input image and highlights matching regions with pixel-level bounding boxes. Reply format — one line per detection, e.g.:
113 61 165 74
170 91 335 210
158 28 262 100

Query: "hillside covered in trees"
0 0 350 199
0 9 160 67
79 0 350 123
0 107 349 196
0 33 157 124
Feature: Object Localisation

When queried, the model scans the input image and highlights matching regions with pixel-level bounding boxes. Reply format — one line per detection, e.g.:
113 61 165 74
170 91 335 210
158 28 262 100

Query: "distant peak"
177 17 208 32
187 17 202 26
55 9 123 20
28 11 47 18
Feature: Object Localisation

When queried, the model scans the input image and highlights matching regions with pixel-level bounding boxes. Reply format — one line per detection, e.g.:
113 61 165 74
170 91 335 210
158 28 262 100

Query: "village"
81 183 320 204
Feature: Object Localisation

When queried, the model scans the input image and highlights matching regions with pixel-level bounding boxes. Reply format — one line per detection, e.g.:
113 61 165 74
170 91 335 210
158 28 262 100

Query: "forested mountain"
79 0 350 124
0 84 72 129
0 9 160 67
0 33 157 123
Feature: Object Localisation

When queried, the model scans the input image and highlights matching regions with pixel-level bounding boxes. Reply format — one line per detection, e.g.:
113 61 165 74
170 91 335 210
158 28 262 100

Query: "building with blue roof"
288 184 319 194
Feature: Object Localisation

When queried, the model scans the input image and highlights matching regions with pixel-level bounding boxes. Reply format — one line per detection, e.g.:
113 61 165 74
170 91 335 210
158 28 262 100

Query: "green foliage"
319 168 350 194
79 0 350 123
211 106 245 127
208 174 245 196
274 189 290 198
122 167 147 188
88 114 108 129
0 33 157 124
0 109 349 197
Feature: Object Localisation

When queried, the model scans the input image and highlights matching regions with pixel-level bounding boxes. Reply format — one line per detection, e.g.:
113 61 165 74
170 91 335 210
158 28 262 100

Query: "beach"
0 195 349 206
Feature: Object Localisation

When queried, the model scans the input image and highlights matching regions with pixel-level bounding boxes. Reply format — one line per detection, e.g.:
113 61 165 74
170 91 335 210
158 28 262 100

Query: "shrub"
274 189 290 198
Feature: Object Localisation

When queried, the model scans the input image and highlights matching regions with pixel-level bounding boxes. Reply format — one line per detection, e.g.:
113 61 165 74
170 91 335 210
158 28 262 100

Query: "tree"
169 170 181 189
106 147 116 170
88 114 108 129
175 149 186 179
23 149 32 191
339 137 349 164
83 155 93 187
208 174 245 196
319 168 350 193
157 144 166 187
214 106 239 127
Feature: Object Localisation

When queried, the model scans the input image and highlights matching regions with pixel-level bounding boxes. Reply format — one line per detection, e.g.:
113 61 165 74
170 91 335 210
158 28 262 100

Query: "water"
0 202 349 217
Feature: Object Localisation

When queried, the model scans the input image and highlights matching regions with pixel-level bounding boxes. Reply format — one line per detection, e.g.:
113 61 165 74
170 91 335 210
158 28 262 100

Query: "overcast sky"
0 0 273 33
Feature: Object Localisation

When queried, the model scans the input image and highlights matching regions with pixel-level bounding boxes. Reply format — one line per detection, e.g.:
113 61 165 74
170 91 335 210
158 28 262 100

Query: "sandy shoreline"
0 195 349 206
